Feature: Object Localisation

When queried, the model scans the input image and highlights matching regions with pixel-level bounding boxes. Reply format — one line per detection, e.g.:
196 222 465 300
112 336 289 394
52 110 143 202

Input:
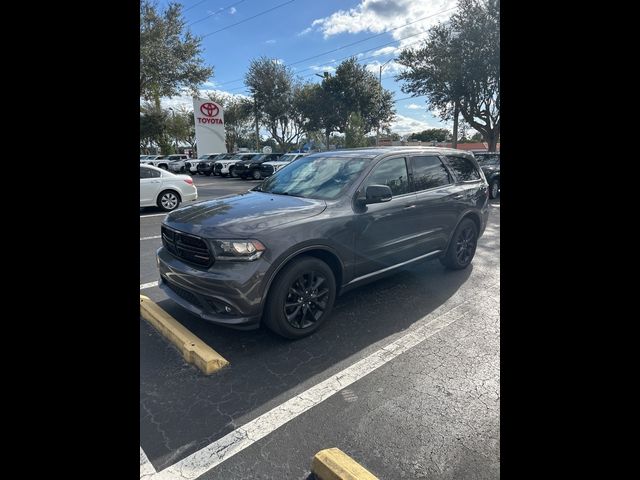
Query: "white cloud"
390 113 444 135
297 27 313 36
265 39 276 44
310 65 336 73
142 89 250 112
405 103 422 110
363 59 405 75
229 7 237 14
308 0 456 48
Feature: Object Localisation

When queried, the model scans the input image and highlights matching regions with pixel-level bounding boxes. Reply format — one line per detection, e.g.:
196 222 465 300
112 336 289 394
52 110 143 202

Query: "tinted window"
475 154 500 165
364 157 409 196
140 166 160 179
447 156 480 181
411 156 452 191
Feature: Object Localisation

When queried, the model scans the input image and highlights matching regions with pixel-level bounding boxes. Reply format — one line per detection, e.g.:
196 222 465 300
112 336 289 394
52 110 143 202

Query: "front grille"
213 163 222 173
185 162 191 169
260 164 274 176
161 226 213 267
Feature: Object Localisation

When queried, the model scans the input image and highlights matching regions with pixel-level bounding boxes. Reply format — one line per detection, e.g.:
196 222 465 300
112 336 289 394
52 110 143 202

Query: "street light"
377 58 393 146
168 107 178 153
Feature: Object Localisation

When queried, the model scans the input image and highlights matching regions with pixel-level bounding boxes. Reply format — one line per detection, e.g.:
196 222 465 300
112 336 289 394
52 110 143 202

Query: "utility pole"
254 96 260 152
377 59 393 147
168 107 178 153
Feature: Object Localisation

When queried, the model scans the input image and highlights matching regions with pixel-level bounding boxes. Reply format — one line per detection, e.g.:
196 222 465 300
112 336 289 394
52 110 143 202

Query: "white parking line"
140 235 161 241
140 281 159 290
140 447 156 478
140 213 167 218
152 300 472 480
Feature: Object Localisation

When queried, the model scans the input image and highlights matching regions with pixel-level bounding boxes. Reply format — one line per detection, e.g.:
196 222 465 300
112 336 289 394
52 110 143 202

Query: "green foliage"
345 112 366 148
140 1 213 102
396 0 500 151
206 92 254 152
409 128 451 142
245 57 303 152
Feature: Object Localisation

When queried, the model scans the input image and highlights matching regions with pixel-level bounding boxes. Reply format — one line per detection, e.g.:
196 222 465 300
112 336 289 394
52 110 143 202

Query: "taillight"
184 178 193 185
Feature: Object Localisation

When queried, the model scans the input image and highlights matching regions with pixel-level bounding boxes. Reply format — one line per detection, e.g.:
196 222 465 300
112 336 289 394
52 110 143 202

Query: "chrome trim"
347 249 442 285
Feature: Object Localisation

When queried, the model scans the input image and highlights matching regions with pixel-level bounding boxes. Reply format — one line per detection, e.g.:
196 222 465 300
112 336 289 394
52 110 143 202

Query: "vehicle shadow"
140 258 474 470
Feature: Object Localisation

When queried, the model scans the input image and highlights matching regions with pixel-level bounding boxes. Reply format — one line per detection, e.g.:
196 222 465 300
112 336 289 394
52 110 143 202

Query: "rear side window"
140 167 161 179
447 156 481 181
410 156 452 191
364 157 409 196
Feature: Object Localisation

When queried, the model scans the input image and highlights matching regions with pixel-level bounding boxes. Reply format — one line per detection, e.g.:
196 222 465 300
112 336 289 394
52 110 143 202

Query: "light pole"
377 59 393 146
168 107 178 153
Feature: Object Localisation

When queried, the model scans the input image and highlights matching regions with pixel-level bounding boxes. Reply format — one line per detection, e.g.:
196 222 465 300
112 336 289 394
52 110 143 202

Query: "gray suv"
157 147 490 338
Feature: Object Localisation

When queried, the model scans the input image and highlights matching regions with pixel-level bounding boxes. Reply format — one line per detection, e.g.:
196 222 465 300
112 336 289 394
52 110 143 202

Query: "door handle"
404 205 416 210
453 194 464 199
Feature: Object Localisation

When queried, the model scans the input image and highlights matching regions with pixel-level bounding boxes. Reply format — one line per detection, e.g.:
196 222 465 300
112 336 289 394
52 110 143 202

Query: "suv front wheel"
489 179 500 199
440 218 478 270
264 256 336 339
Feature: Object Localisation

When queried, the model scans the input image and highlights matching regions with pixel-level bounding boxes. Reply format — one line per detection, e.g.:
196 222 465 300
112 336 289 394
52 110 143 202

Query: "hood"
164 191 327 237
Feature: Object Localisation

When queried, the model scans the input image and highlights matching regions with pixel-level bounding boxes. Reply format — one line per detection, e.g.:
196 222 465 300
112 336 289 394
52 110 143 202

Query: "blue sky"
157 0 459 136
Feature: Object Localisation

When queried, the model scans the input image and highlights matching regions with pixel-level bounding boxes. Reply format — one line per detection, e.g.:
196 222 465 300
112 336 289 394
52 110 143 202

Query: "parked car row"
474 152 500 198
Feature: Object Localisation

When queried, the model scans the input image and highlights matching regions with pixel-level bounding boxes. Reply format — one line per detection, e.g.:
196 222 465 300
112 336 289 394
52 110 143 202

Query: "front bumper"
157 246 270 329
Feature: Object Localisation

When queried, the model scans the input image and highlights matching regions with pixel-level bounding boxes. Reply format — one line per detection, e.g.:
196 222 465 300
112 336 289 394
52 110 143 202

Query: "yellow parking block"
311 448 379 480
140 295 229 374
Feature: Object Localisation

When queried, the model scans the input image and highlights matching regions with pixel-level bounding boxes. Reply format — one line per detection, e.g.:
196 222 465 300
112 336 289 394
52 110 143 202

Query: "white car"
214 153 261 177
187 153 221 174
166 154 191 173
259 153 308 178
140 164 197 212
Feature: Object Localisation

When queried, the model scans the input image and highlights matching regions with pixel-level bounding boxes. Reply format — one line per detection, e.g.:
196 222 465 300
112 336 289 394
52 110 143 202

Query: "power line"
184 0 216 14
188 0 247 26
394 95 426 103
211 6 454 87
200 0 297 38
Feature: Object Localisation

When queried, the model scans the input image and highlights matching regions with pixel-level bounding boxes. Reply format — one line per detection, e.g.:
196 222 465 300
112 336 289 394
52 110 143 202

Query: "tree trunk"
486 129 498 152
325 128 330 152
452 101 459 149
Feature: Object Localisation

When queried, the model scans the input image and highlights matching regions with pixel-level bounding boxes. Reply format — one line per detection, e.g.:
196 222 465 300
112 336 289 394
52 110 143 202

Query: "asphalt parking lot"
140 173 500 479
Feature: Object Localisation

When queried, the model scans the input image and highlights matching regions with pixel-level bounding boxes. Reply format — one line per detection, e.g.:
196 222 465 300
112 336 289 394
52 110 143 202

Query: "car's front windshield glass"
279 155 295 162
251 154 266 161
256 155 370 200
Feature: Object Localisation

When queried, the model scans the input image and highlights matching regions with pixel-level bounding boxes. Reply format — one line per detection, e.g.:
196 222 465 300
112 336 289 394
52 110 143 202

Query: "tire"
440 218 478 270
264 257 336 339
489 179 500 199
252 169 262 180
230 167 237 178
205 172 212 176
158 164 168 170
157 190 181 212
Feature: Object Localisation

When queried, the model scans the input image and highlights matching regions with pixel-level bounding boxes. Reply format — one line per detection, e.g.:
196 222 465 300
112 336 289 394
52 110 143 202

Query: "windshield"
278 154 296 162
476 154 500 165
256 155 370 200
251 154 266 161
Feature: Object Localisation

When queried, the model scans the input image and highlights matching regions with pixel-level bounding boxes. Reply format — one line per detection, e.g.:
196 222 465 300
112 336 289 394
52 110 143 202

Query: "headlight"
210 239 266 261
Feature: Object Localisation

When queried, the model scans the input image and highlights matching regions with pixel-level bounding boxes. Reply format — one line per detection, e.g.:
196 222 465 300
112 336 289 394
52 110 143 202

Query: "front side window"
411 156 452 191
447 156 481 182
475 154 500 166
363 157 409 196
257 155 370 200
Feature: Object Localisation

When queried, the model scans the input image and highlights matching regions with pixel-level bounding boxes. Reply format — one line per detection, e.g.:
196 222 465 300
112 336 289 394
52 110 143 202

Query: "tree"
409 128 451 142
140 101 174 154
140 1 213 108
245 57 304 152
166 107 196 151
206 92 253 152
396 0 500 151
345 112 367 148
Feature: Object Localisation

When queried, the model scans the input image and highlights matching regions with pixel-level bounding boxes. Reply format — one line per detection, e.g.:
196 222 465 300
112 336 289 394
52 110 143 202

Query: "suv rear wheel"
264 257 336 339
440 218 478 270
489 179 500 199
252 169 262 180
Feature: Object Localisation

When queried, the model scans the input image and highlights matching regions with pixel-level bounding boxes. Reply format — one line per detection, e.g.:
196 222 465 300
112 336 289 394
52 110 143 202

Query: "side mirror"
364 184 393 204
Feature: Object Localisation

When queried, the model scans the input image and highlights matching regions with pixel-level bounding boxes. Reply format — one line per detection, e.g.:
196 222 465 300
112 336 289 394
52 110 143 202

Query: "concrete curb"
311 448 379 480
140 295 229 374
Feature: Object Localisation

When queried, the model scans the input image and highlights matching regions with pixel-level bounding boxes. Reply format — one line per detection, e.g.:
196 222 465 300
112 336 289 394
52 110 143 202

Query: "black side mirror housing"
364 184 393 204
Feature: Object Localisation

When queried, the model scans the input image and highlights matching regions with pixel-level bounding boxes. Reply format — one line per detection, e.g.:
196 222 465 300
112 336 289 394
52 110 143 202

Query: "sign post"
193 98 227 155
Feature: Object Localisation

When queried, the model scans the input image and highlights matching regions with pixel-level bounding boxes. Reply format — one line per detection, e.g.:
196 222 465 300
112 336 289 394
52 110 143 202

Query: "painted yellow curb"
140 295 229 374
311 448 379 480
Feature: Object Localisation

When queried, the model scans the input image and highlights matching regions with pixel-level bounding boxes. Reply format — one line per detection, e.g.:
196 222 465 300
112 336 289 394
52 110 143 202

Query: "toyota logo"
200 102 219 117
